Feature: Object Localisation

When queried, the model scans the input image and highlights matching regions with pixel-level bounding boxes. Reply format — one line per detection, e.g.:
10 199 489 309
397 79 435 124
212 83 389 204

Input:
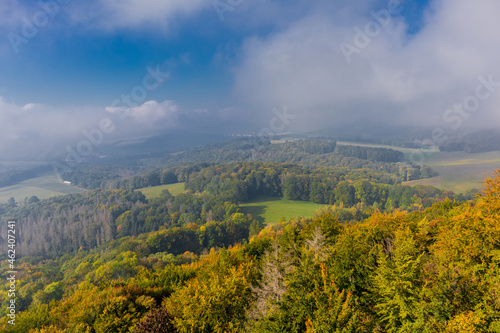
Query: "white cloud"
0 98 182 159
106 100 180 127
233 0 500 131
0 97 103 158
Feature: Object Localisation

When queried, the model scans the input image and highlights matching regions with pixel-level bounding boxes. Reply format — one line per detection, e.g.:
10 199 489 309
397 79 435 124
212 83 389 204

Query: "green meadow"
137 184 323 224
239 196 324 225
137 182 186 199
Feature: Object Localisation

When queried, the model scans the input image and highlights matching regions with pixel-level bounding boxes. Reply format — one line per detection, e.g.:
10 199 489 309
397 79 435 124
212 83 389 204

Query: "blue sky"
0 0 499 159
0 0 431 106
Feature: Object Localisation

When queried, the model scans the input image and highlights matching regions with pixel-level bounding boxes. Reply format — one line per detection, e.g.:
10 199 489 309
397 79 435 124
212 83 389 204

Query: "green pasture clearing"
137 183 186 199
0 174 87 203
239 196 324 225
403 151 500 194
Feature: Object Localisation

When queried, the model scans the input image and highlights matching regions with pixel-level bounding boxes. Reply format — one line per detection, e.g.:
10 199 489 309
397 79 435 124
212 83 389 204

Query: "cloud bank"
233 0 500 132
0 98 183 159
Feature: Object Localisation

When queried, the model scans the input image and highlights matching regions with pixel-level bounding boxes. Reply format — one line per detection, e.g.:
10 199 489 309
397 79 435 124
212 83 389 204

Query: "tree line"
1 162 463 260
439 129 500 153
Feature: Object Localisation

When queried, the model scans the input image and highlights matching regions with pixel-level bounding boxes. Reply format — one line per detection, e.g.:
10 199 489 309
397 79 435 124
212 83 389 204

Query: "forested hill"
62 138 436 189
0 162 458 260
0 172 499 332
162 138 405 164
439 129 500 153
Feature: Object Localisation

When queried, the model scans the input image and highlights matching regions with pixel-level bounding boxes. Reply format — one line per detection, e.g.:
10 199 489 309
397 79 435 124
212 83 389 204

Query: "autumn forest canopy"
0 138 498 332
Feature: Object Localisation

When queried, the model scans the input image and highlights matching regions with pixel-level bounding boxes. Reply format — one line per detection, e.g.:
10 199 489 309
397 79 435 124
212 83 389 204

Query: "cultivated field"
335 142 499 194
239 196 324 224
403 150 500 193
137 183 186 199
0 174 87 203
336 140 438 158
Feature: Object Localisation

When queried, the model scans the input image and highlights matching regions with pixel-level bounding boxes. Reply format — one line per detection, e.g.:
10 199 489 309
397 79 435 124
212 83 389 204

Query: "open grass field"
137 183 186 199
0 174 87 203
239 196 324 225
336 140 438 159
403 151 500 194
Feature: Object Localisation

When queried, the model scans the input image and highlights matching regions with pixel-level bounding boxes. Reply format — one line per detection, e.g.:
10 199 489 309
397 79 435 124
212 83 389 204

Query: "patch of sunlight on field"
239 196 324 225
137 183 186 199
